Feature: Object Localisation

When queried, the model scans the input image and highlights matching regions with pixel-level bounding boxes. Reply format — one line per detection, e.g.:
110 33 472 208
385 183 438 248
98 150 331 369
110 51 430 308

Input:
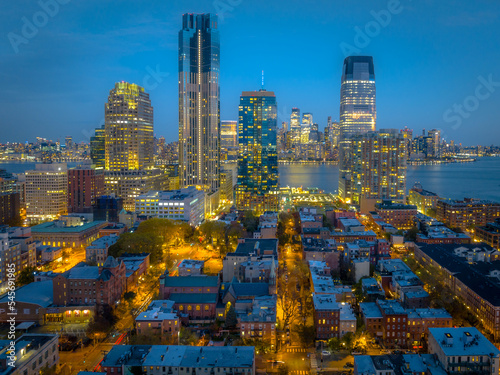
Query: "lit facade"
221 120 238 161
339 56 376 202
90 125 105 170
349 129 407 205
236 90 279 213
68 166 105 213
25 163 68 224
178 13 220 196
135 186 205 226
105 82 154 171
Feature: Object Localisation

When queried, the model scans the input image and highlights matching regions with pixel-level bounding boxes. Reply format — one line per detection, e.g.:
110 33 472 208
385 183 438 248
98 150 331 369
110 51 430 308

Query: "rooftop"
360 302 383 319
31 220 106 233
162 275 219 288
0 280 53 307
429 327 500 357
313 293 340 311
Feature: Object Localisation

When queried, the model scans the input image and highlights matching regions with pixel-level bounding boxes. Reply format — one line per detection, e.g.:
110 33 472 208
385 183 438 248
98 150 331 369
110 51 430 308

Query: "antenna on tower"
261 70 265 90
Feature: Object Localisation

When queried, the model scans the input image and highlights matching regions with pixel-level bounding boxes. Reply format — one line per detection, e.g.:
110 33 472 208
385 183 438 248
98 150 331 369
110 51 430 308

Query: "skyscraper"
339 56 377 203
302 112 313 127
178 13 220 198
290 108 301 131
105 82 154 171
220 120 238 161
236 90 279 213
349 129 407 208
103 82 165 211
428 129 441 158
90 125 105 169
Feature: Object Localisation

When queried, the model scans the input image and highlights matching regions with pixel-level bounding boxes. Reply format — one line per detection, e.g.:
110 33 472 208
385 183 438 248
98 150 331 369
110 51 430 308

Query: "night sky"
1 0 499 146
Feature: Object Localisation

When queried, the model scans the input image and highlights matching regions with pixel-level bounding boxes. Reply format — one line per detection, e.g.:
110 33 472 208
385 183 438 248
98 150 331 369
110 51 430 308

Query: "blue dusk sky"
1 0 499 146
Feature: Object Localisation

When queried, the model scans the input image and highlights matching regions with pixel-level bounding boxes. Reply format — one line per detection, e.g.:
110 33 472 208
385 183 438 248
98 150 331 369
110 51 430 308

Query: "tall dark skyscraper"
338 56 377 203
90 125 105 169
236 89 279 213
178 13 220 198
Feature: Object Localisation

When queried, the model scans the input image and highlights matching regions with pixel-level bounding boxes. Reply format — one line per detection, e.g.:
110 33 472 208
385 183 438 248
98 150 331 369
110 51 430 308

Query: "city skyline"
1 0 500 146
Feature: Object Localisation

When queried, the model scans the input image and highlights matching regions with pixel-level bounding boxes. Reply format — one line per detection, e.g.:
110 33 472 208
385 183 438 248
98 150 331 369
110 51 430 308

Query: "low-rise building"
178 259 205 276
302 237 340 271
100 345 256 375
428 327 500 375
86 234 119 266
354 354 445 375
237 295 277 349
159 274 220 299
313 294 340 340
374 201 418 230
135 187 205 226
0 334 59 375
408 183 439 215
476 218 500 248
437 198 500 231
135 300 180 342
118 253 150 292
31 217 107 249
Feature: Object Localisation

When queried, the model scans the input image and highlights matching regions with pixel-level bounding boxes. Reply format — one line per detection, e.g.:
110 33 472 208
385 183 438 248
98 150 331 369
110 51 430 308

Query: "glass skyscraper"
178 13 220 197
236 89 279 213
338 56 377 203
90 124 105 170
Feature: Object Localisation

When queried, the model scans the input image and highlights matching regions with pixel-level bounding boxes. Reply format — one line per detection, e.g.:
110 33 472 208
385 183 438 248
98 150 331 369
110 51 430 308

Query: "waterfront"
2 157 500 202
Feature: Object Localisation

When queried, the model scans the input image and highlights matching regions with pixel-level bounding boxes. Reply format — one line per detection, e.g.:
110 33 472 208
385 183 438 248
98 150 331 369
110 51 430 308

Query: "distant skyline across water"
3 157 500 202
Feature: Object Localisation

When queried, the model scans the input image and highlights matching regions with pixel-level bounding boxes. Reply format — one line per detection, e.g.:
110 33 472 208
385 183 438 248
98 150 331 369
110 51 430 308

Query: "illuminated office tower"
221 120 238 161
290 108 301 131
178 13 220 201
103 83 165 211
350 129 407 207
339 56 376 202
25 163 68 224
90 125 105 169
302 112 313 127
236 90 279 213
105 82 153 171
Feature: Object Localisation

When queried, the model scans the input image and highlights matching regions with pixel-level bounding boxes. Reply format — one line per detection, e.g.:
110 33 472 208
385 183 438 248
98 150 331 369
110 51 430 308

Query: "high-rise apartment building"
339 56 377 202
236 90 279 213
348 129 407 206
427 129 441 158
25 163 68 224
105 82 154 171
178 13 220 199
90 125 105 169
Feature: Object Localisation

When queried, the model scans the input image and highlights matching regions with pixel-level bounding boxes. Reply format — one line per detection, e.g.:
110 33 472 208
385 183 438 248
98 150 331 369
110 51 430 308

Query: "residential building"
313 294 340 340
0 334 59 375
86 234 119 266
374 201 417 230
178 13 220 201
237 295 277 348
236 89 279 213
476 218 500 248
437 198 500 231
135 187 205 226
178 259 204 276
428 327 499 375
408 183 439 215
100 346 255 375
221 120 238 161
135 300 180 341
159 274 219 299
68 165 105 213
414 243 500 340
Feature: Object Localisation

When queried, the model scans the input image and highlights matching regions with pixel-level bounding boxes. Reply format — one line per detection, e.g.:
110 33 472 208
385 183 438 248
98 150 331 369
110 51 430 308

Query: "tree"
277 274 300 330
199 221 227 246
242 211 259 233
225 304 237 329
179 327 199 345
123 291 136 302
108 232 163 262
341 332 355 350
277 364 289 375
17 266 36 286
292 323 315 348
327 337 341 351
404 226 419 242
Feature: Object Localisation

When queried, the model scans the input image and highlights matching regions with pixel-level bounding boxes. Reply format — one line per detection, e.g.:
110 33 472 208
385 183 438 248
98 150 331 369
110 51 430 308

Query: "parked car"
321 350 331 356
